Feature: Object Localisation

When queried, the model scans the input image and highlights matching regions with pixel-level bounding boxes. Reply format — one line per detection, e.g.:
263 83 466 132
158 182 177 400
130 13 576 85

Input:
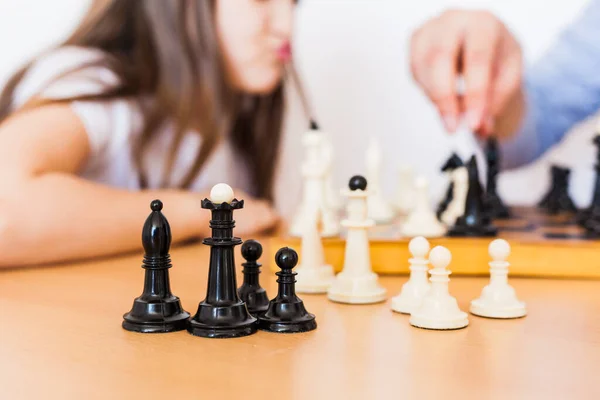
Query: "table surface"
2 241 600 400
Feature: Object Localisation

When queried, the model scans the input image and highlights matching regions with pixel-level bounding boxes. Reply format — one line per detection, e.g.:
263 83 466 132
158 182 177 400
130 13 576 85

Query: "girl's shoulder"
12 46 144 170
14 46 120 106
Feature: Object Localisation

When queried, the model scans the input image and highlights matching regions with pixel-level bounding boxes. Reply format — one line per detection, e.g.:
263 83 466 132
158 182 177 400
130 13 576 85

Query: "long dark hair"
0 0 285 201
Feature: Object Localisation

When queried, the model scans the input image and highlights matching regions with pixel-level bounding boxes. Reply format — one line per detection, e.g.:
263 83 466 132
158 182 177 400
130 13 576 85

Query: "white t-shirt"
12 46 251 193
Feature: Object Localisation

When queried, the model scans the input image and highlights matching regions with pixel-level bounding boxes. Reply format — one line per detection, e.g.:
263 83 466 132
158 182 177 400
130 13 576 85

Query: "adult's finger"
411 21 464 132
463 13 501 131
490 37 523 116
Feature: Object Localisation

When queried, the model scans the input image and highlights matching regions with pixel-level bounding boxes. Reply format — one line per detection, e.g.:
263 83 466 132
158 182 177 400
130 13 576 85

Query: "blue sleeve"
502 0 600 169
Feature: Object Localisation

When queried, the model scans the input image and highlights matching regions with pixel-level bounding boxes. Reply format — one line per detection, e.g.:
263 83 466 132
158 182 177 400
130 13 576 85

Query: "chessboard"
270 206 600 279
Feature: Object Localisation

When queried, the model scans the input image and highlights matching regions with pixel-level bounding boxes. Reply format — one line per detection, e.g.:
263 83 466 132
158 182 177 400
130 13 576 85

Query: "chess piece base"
187 303 257 338
238 288 270 317
122 313 190 333
246 302 269 317
122 298 190 333
401 219 447 239
391 291 427 315
258 316 317 334
484 194 511 219
409 311 469 330
448 224 497 237
327 273 387 304
367 192 396 224
470 300 527 319
295 264 335 293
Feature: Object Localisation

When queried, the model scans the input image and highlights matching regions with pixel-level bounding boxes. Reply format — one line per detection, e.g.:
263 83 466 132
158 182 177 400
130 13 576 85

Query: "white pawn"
401 177 447 238
470 239 526 319
410 246 469 330
295 205 335 293
328 175 387 304
391 236 431 314
394 165 415 215
366 139 395 224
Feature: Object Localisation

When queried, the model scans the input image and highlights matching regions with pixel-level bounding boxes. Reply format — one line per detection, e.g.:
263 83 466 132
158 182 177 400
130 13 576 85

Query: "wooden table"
2 242 600 400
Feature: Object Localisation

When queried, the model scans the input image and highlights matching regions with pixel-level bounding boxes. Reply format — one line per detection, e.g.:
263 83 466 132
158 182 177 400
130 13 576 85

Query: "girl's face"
216 0 295 94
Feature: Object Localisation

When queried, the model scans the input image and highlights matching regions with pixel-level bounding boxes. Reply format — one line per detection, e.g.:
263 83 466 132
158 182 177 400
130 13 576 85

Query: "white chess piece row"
291 130 456 239
391 236 526 330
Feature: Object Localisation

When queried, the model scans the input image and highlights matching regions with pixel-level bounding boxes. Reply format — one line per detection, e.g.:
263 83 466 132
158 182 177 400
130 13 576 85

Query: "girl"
0 0 296 267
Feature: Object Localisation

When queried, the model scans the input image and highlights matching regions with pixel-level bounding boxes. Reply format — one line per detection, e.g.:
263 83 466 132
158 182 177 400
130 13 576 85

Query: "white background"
0 0 594 217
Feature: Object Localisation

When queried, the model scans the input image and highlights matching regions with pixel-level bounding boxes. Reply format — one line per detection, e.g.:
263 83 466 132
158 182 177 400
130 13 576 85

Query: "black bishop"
122 200 190 333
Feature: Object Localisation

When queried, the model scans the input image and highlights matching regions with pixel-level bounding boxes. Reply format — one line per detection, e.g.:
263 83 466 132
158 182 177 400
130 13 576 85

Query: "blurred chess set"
271 122 600 279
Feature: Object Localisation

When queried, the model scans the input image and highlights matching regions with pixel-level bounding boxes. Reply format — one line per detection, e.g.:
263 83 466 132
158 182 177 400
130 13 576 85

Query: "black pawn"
122 200 190 333
483 137 511 219
238 239 269 316
258 247 317 334
448 156 498 237
538 165 577 214
437 153 464 219
187 194 257 338
577 135 600 226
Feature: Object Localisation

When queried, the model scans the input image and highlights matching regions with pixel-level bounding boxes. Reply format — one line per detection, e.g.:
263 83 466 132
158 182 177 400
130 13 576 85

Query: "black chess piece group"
448 155 498 237
122 193 317 338
437 138 511 237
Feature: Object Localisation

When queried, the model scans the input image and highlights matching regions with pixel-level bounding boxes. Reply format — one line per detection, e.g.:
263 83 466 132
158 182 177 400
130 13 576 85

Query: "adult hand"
410 10 523 136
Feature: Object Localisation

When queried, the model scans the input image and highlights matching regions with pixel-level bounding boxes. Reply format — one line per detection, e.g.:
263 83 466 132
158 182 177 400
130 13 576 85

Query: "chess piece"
401 177 447 238
295 202 335 294
440 165 468 226
437 153 464 219
470 239 526 319
394 165 415 215
238 239 269 317
410 246 469 330
366 139 395 224
187 184 257 338
448 156 498 237
258 247 317 333
122 200 190 333
391 236 431 314
483 137 511 219
328 175 387 304
577 135 600 227
321 134 343 212
290 129 340 238
538 165 577 215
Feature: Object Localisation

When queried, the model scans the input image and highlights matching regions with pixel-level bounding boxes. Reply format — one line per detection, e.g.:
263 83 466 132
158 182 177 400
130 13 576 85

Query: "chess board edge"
267 235 600 279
